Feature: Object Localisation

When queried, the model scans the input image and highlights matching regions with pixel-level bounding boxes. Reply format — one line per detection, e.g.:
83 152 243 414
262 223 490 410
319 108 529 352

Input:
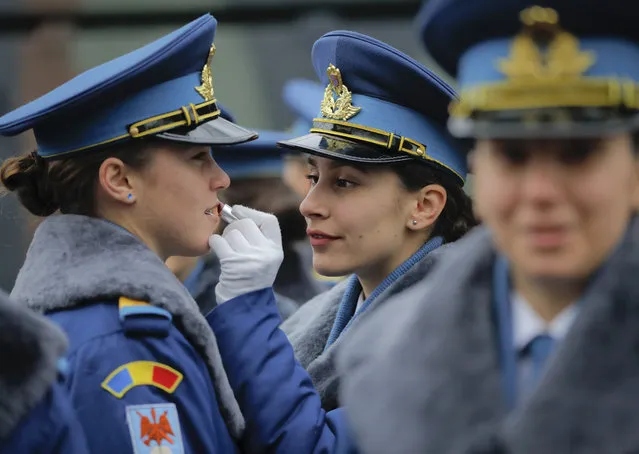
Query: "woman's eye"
335 178 356 188
305 174 319 185
560 141 596 165
193 152 210 161
500 145 528 165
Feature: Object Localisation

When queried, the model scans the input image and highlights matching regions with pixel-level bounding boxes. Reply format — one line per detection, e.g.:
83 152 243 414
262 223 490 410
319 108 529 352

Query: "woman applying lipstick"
205 30 476 452
338 3 639 453
0 15 271 454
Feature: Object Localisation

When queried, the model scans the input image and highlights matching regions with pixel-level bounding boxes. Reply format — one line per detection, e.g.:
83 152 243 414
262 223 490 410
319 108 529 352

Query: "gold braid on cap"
451 6 639 118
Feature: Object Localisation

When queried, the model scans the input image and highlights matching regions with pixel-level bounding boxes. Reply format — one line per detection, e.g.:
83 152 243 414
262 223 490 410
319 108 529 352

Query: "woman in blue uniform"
0 289 88 453
280 78 324 200
338 2 639 453
204 30 476 452
0 14 269 454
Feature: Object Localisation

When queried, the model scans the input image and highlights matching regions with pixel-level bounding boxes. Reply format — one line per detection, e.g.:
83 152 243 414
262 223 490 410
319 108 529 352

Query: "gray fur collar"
282 244 449 410
0 290 68 438
10 214 244 439
340 218 639 454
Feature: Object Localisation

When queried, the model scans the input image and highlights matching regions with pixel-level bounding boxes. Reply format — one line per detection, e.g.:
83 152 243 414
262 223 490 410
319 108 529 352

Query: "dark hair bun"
0 152 59 216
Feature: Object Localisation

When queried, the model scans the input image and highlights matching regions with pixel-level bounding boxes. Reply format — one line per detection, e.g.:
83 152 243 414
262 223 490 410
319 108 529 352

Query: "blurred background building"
0 0 451 291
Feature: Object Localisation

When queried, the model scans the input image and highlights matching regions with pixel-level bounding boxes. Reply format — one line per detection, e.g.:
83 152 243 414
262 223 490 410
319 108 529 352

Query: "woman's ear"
97 157 135 204
408 184 447 230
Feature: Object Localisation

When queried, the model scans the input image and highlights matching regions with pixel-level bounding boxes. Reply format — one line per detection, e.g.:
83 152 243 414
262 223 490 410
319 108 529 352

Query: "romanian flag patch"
102 361 183 398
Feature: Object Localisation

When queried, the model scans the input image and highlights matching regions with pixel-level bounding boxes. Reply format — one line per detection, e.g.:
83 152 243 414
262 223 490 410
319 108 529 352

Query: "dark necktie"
524 333 555 392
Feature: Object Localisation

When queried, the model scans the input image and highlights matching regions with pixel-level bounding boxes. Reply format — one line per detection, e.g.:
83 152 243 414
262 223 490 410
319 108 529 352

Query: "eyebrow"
307 156 370 173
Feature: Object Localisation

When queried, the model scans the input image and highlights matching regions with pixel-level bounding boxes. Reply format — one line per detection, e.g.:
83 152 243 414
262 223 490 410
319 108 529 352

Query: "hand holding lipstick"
209 205 284 304
219 203 241 224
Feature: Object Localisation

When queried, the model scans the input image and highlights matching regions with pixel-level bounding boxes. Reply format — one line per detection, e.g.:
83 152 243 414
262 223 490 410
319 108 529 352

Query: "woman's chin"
171 239 211 259
194 241 212 258
313 262 350 278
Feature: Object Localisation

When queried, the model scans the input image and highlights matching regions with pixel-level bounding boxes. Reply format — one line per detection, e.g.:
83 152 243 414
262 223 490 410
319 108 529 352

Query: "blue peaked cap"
419 0 639 138
218 104 236 123
0 14 256 158
213 104 293 179
214 130 294 179
278 31 467 185
282 79 325 137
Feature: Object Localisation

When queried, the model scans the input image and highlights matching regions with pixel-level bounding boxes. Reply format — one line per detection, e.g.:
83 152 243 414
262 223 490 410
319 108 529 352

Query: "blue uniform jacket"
208 288 358 454
49 300 239 454
11 215 247 454
1 382 89 454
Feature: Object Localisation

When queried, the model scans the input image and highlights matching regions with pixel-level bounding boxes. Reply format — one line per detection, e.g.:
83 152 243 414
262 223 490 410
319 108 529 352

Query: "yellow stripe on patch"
118 296 151 309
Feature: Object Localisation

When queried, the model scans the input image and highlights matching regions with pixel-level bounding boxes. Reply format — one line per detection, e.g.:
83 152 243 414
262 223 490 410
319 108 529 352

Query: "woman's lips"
307 229 340 247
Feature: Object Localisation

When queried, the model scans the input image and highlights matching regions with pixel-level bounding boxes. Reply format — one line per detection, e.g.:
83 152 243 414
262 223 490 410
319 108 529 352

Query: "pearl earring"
412 220 417 226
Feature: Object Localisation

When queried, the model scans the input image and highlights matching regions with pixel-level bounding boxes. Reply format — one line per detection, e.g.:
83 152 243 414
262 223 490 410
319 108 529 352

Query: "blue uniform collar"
324 235 444 350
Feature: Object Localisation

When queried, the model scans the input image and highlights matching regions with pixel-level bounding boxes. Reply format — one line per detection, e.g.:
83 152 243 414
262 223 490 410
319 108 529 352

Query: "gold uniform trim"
310 118 464 184
451 78 639 117
311 118 426 157
45 99 220 158
128 99 219 138
450 6 639 118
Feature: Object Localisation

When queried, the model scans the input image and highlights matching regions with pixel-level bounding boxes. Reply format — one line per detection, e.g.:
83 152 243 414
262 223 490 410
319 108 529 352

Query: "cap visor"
157 116 258 145
449 112 639 140
277 133 412 164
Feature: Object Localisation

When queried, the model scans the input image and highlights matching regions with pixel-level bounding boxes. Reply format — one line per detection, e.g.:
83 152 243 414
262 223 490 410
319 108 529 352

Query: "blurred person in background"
280 78 325 200
0 14 277 453
339 2 639 453
204 30 476 452
0 289 88 453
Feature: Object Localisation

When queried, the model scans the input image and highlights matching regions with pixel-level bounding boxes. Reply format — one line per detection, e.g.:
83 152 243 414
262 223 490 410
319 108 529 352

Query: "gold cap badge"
449 6 635 120
320 64 361 121
498 6 595 81
195 44 216 101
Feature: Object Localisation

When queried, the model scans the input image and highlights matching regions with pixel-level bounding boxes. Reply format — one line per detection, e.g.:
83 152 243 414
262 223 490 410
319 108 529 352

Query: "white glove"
209 205 284 304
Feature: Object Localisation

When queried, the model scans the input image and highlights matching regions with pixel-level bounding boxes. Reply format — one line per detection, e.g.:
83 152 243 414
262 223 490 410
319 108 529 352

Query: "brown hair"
391 161 478 243
0 140 154 217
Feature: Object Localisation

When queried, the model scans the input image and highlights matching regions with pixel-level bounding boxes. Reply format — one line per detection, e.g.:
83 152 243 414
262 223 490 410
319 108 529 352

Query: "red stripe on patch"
152 365 178 389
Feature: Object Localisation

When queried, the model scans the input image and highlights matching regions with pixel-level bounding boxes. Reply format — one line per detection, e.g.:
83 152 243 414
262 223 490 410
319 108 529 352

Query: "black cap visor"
449 108 639 139
157 116 258 146
277 133 414 164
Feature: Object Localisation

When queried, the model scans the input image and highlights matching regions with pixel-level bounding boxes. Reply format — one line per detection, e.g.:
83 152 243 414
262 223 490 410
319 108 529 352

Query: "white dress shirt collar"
512 291 580 351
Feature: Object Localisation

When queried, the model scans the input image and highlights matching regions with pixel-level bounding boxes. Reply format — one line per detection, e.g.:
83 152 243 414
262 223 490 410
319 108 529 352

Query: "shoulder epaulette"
118 297 172 337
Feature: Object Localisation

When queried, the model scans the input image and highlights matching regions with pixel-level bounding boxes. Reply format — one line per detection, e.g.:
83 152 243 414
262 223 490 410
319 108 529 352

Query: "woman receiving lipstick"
205 30 476 452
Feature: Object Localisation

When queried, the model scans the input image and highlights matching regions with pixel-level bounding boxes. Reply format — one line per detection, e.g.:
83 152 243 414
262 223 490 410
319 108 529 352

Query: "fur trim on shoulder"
0 291 67 437
11 215 245 438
